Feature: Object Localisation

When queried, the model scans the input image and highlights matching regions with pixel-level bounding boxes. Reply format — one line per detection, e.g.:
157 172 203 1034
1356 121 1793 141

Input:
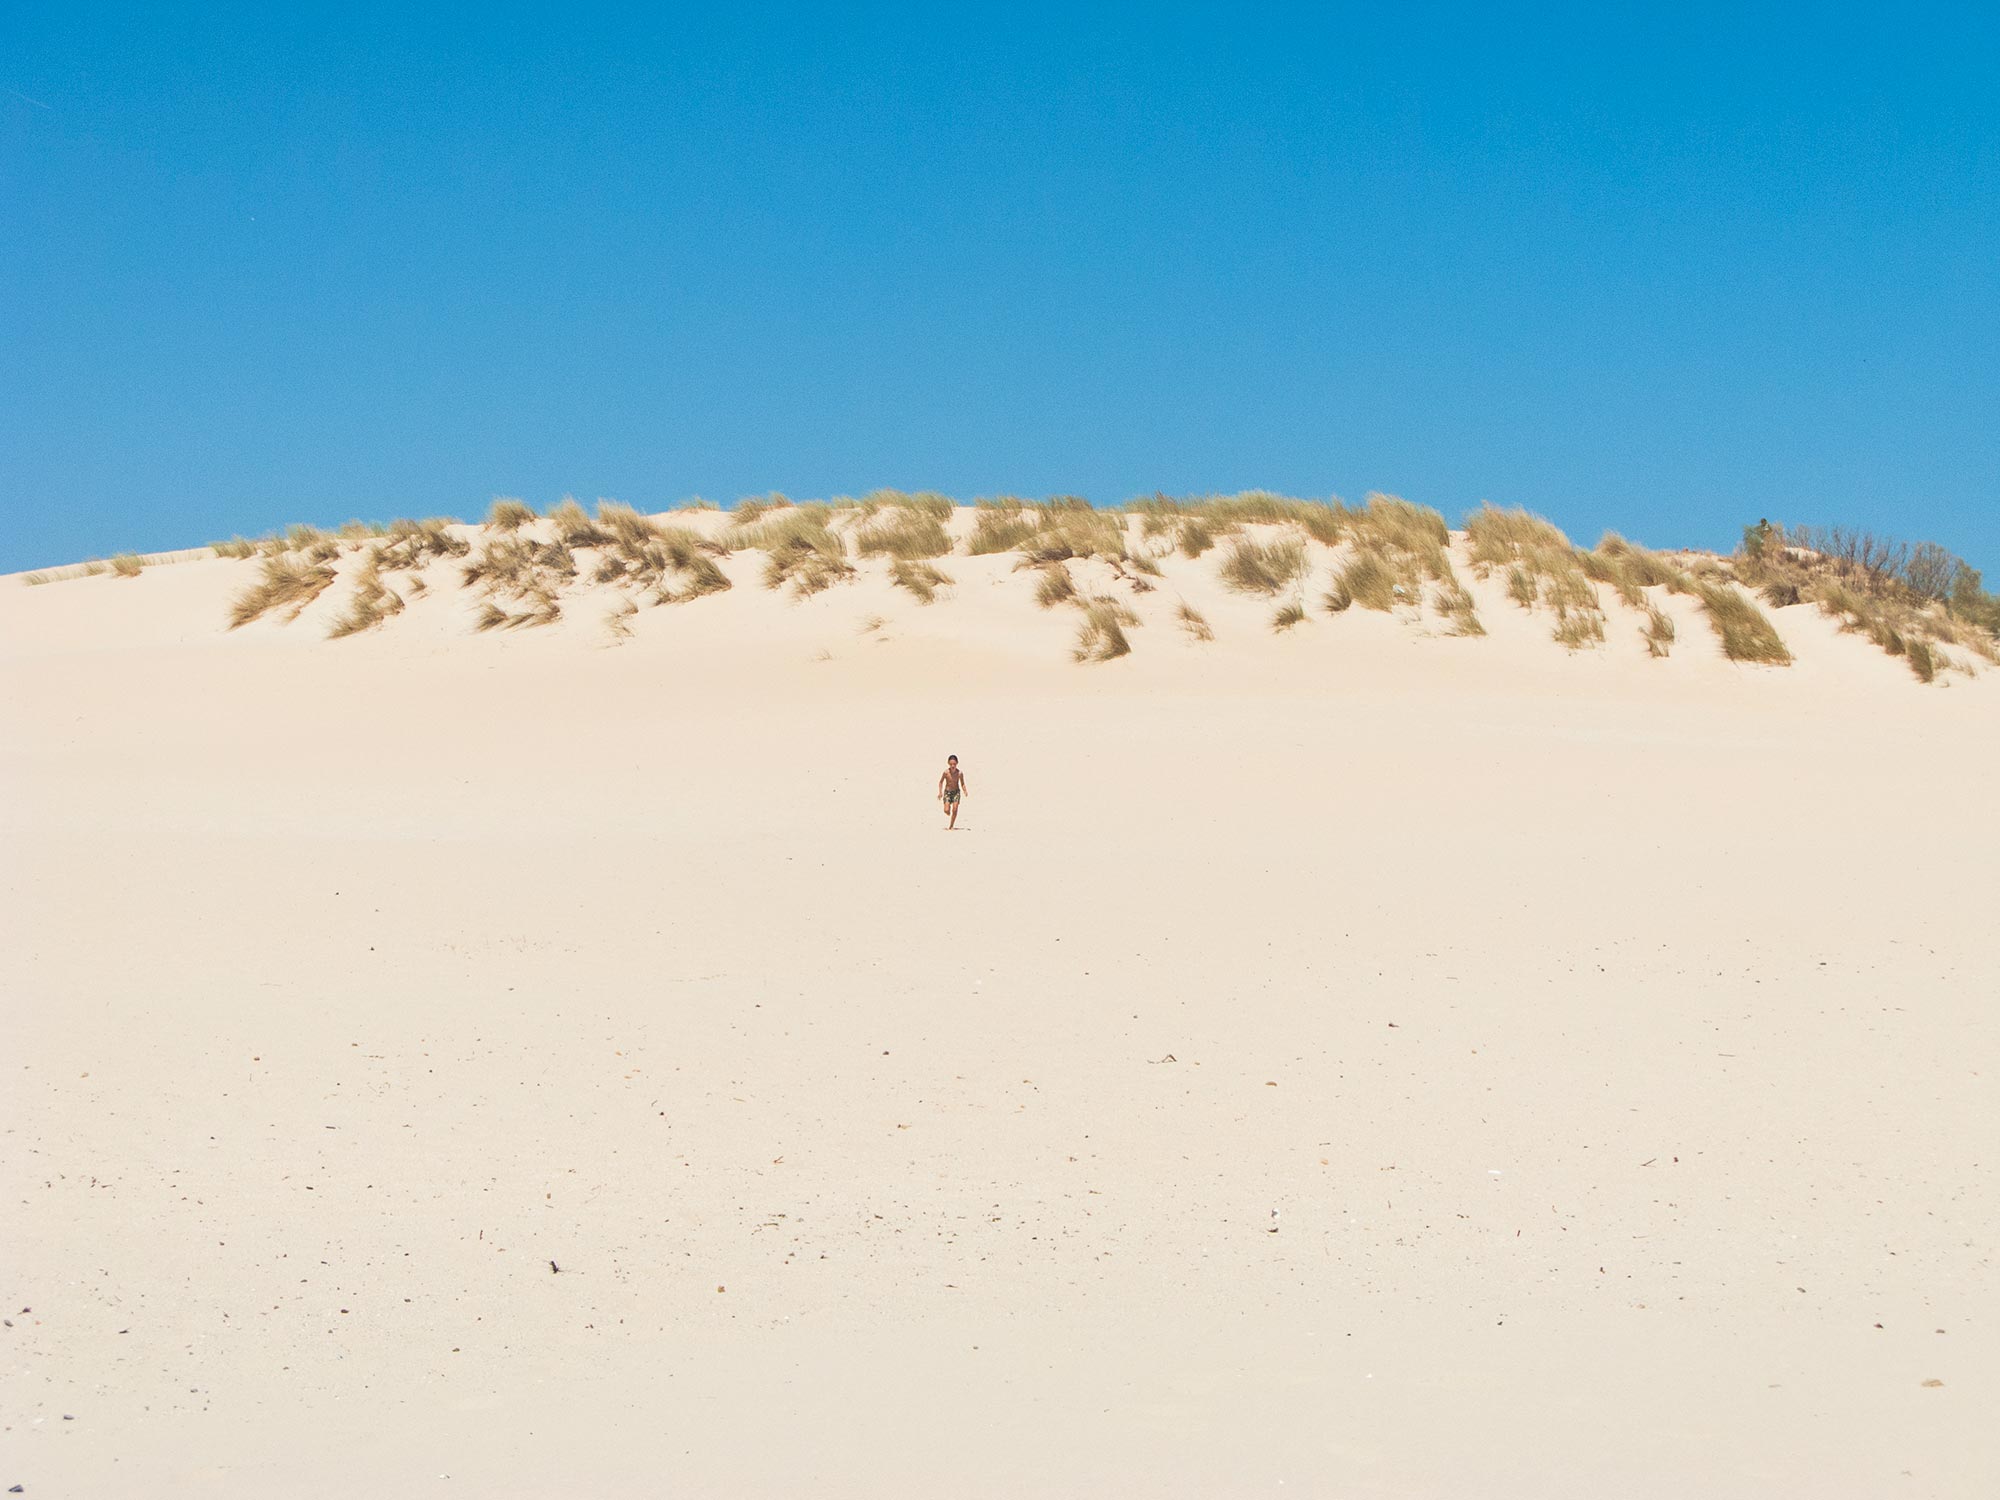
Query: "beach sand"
3 524 1995 1496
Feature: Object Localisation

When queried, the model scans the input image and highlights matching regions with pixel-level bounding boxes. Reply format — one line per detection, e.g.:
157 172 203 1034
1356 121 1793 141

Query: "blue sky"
4 2 1996 573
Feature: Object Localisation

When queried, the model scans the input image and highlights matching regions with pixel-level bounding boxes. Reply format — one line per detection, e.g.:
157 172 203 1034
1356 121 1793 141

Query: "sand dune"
2 505 1995 1496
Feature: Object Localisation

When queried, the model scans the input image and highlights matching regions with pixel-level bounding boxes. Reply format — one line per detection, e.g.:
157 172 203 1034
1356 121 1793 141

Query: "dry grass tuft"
1072 598 1138 663
546 498 609 548
604 597 639 643
211 537 258 559
736 506 854 596
1330 549 1397 612
327 551 406 638
967 498 1038 555
1465 503 1603 649
1554 611 1606 649
1643 604 1677 657
1435 580 1485 636
859 489 954 523
1013 502 1130 566
655 552 733 603
890 559 952 603
1176 601 1214 641
1220 536 1308 596
1178 517 1218 558
1138 492 1342 548
1033 563 1077 609
488 498 537 531
857 509 952 561
110 553 146 578
1306 494 1468 626
229 555 337 628
731 494 794 527
475 589 562 631
378 518 469 570
1272 601 1306 632
596 500 661 552
1693 581 1791 664
1907 638 1937 683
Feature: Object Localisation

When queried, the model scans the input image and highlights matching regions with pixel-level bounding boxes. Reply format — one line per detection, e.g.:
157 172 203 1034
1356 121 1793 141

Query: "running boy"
936 754 968 830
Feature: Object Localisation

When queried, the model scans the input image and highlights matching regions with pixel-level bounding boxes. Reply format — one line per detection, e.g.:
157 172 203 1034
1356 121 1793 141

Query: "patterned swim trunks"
943 788 961 806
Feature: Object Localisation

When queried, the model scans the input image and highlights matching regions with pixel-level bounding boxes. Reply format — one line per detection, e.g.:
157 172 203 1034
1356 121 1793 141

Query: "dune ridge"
15 495 1997 687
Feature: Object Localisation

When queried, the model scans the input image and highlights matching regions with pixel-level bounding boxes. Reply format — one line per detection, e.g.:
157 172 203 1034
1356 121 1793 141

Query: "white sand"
3 521 1995 1497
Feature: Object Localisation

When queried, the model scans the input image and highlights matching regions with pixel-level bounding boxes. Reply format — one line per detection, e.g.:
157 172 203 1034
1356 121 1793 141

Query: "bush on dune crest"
1736 518 1997 679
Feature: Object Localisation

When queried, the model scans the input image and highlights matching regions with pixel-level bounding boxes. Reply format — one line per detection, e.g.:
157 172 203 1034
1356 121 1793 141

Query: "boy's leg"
948 795 959 829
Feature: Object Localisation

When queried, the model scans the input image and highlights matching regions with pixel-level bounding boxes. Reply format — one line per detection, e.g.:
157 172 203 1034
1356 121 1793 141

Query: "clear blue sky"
4 1 1996 574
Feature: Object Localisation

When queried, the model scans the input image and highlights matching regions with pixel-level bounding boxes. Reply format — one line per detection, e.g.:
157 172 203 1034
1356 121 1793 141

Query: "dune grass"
459 531 580 626
1272 601 1306 632
327 551 406 638
856 508 952 561
1643 604 1677 657
488 498 537 532
110 553 146 578
1073 597 1137 662
968 500 1039 556
857 488 954 523
1309 494 1470 628
1033 563 1077 609
1434 579 1485 636
228 555 338 628
1464 503 1604 649
211 537 258 559
1013 502 1131 565
1176 601 1214 641
546 498 609 548
1691 581 1791 664
595 500 662 553
1136 492 1344 549
604 596 638 643
733 505 854 596
890 559 952 603
475 588 562 631
731 493 794 527
378 518 470 570
1220 536 1308 596
1326 549 1394 612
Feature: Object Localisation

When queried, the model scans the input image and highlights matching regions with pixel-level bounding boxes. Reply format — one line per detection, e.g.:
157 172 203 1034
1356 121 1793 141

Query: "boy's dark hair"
948 754 958 761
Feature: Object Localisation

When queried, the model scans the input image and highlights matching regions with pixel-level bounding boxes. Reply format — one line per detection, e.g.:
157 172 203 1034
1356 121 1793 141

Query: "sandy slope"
2 520 1995 1497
